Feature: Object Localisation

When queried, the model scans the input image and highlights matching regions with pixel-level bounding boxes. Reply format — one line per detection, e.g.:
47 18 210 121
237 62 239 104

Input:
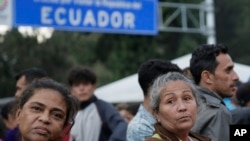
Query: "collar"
139 105 156 123
197 86 226 106
80 95 97 109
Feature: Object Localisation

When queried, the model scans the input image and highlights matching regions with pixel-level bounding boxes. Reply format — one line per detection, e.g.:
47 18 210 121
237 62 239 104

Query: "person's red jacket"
60 123 73 141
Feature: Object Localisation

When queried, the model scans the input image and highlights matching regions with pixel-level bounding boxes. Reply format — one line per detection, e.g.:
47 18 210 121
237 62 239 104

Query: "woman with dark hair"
16 79 79 141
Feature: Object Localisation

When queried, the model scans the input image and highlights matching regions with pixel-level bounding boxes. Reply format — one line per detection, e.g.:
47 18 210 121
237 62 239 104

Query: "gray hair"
150 72 197 111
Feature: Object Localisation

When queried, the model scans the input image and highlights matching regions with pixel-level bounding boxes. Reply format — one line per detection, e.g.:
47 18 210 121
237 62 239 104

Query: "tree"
215 0 250 66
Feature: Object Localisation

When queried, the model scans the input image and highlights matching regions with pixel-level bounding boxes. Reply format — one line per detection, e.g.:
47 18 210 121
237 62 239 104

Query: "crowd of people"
0 43 249 141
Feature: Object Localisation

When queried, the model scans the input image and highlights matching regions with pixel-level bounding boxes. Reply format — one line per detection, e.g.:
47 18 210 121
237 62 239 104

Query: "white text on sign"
41 7 135 29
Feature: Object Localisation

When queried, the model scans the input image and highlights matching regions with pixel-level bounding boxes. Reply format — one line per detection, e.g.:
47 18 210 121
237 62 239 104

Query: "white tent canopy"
95 54 250 103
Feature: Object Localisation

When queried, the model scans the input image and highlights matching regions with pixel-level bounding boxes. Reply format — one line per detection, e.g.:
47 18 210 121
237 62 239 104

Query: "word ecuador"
41 7 135 29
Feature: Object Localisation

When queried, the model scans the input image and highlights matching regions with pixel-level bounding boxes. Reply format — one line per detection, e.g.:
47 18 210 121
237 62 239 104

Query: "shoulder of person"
190 131 211 141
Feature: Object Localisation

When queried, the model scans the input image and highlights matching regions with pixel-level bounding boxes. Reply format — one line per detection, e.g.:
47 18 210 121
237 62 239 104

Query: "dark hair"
19 79 79 127
68 66 96 86
116 103 139 116
15 67 48 84
126 103 140 116
236 83 250 107
0 119 6 139
1 99 17 120
138 59 182 96
190 44 228 84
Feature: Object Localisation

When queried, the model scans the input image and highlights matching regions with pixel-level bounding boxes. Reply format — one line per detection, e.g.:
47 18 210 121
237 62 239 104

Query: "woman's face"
16 89 67 141
155 80 197 134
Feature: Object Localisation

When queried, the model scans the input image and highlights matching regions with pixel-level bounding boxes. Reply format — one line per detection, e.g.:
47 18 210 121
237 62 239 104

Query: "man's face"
70 83 96 102
15 75 28 97
210 53 239 97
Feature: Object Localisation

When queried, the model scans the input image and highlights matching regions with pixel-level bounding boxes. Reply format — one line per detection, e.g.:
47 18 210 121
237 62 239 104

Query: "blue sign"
13 0 158 35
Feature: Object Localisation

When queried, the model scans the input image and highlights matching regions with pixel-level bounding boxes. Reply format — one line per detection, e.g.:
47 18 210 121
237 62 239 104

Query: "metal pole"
205 0 216 44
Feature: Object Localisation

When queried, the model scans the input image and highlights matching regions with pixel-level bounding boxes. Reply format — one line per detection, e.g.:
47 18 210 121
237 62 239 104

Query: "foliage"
215 0 250 65
0 0 249 98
